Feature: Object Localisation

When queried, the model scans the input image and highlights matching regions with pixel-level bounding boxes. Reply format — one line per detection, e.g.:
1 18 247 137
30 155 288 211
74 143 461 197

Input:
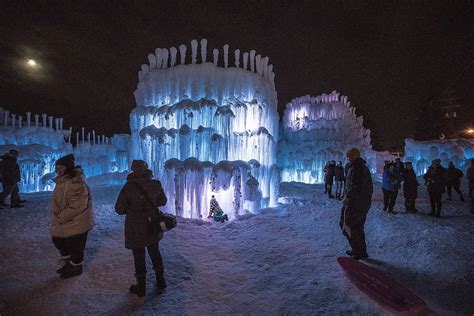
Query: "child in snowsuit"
209 196 229 222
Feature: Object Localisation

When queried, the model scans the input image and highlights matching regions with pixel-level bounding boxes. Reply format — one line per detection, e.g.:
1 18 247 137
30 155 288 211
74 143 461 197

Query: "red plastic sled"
337 257 426 313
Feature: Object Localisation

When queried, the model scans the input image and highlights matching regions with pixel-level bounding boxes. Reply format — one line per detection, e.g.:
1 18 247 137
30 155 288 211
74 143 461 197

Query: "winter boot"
60 262 83 278
383 205 388 211
56 257 71 274
223 214 229 221
130 274 146 297
155 273 167 291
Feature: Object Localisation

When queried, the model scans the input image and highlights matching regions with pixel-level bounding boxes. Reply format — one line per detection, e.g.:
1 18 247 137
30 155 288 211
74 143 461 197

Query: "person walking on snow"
334 161 345 200
340 148 373 260
51 154 95 278
324 161 336 199
115 160 168 297
0 149 26 208
423 159 446 217
466 159 474 214
402 162 419 213
382 163 401 213
446 161 465 202
208 195 229 222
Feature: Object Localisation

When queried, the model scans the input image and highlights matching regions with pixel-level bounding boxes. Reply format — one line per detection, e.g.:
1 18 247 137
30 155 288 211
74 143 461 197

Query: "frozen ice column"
130 39 280 219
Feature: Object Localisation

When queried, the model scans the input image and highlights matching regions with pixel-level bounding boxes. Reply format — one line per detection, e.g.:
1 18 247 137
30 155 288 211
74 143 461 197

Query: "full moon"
27 59 37 66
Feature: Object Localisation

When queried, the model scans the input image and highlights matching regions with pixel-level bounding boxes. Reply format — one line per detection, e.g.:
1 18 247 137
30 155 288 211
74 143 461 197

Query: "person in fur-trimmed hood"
51 154 95 279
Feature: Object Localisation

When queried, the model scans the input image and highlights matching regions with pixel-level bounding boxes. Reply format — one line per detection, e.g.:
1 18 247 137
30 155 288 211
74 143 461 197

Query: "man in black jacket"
0 149 24 208
402 162 419 212
423 159 446 217
340 148 373 260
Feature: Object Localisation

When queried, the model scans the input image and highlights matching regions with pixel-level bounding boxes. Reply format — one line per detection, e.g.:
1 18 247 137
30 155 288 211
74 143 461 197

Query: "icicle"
42 114 47 128
82 127 85 144
76 132 79 145
48 116 53 129
255 55 262 75
191 39 198 64
18 116 22 128
249 50 256 72
170 47 177 67
148 54 157 69
4 110 9 127
213 48 219 66
179 44 186 65
200 39 207 63
87 132 91 143
262 57 269 78
11 114 16 128
92 130 96 145
68 127 72 142
162 48 169 69
234 49 240 68
223 44 229 68
155 48 162 69
267 64 273 82
59 118 64 130
243 52 249 70
34 114 39 127
26 112 31 127
54 118 59 130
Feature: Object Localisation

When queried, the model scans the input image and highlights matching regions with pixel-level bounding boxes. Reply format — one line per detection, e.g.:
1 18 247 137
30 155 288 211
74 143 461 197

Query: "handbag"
132 182 177 233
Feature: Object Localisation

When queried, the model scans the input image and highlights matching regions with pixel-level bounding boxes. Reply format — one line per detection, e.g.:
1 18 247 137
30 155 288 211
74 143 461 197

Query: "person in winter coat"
340 148 373 260
382 163 401 213
446 161 465 201
466 159 474 213
324 161 336 198
0 149 25 208
51 154 95 278
334 161 345 200
423 159 446 217
402 162 419 213
115 160 168 297
394 158 405 178
208 195 229 222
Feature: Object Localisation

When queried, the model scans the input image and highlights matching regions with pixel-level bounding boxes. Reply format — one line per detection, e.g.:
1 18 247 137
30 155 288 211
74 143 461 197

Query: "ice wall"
404 137 474 175
130 39 280 218
279 91 376 183
0 108 130 192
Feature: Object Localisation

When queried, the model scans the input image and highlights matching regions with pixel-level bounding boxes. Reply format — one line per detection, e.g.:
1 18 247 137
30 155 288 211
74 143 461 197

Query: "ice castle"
129 39 280 219
278 92 376 183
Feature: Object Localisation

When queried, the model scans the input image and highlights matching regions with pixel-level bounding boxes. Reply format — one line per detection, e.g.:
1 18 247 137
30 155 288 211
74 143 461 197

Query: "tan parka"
50 168 95 237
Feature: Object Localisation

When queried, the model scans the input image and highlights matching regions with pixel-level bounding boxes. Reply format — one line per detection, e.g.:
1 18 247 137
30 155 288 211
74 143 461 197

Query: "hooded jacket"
345 157 373 208
50 167 95 237
115 169 167 249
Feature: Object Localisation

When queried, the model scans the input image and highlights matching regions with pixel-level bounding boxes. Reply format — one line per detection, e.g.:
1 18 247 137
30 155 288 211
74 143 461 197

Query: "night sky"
1 1 473 149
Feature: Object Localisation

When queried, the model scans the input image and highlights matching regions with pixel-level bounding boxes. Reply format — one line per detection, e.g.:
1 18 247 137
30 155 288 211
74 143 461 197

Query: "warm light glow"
466 128 474 134
27 59 37 67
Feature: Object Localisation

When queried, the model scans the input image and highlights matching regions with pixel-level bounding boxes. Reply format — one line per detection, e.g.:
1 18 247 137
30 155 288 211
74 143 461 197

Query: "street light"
466 128 474 134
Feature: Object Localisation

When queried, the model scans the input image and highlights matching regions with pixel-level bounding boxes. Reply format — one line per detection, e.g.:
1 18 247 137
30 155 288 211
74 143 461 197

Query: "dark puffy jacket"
115 169 167 249
382 169 401 191
402 169 418 199
345 158 373 209
446 166 463 187
334 165 345 181
423 166 446 194
324 164 335 185
1 154 21 183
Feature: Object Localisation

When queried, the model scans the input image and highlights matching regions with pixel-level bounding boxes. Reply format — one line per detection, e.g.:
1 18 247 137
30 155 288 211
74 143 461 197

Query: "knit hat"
55 154 75 169
432 159 441 165
346 148 361 161
131 159 148 172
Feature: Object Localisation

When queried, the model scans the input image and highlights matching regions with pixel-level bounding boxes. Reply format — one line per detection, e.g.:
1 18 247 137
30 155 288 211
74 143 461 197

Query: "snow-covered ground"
1 181 473 315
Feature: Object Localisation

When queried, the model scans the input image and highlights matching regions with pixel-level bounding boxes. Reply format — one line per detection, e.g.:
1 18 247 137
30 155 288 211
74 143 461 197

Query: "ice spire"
191 39 198 64
200 39 207 63
148 54 157 69
26 112 31 126
179 44 187 65
155 48 163 69
255 55 262 75
213 48 219 66
243 52 249 70
162 48 169 69
170 47 177 67
223 44 229 68
234 49 240 68
249 50 256 72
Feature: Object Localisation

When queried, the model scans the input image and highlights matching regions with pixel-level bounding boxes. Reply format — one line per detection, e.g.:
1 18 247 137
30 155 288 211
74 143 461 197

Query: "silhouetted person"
467 159 474 214
340 148 373 260
423 159 446 217
324 161 336 198
115 160 168 297
446 161 465 202
0 149 25 208
394 157 405 178
334 161 345 200
382 163 400 213
402 162 419 212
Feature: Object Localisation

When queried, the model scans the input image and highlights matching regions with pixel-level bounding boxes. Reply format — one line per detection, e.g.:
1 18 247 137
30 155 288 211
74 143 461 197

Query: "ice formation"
0 107 129 192
278 91 375 183
404 137 474 175
130 39 280 218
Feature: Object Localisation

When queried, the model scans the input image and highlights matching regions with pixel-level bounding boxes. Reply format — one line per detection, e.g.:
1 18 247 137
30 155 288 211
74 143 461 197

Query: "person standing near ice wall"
466 159 474 214
423 159 446 217
340 148 373 260
0 149 25 208
51 154 95 278
324 161 336 199
382 163 401 213
402 162 419 213
334 161 345 200
115 160 168 297
446 161 465 202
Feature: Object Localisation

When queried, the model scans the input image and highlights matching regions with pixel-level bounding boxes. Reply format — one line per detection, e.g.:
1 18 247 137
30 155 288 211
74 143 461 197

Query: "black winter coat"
423 166 446 194
324 164 335 185
115 169 167 249
446 166 463 187
402 169 418 199
334 166 345 181
1 154 21 183
345 158 373 210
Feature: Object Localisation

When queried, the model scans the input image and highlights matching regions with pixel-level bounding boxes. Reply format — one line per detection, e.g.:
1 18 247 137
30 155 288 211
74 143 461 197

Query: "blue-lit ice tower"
130 39 279 219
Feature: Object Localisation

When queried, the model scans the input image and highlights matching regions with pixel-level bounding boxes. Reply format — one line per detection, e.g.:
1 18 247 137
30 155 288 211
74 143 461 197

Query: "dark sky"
1 1 473 150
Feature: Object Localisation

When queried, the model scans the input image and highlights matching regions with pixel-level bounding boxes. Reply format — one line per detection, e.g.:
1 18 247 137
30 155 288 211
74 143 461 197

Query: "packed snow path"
1 182 473 315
